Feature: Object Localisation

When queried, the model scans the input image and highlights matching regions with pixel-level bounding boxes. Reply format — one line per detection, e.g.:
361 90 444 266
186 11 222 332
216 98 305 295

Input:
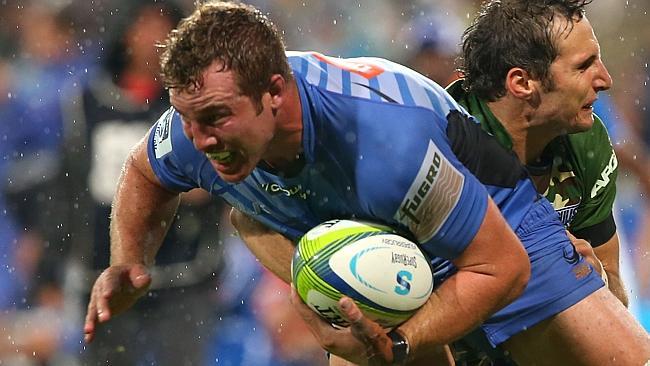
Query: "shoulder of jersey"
286 51 460 116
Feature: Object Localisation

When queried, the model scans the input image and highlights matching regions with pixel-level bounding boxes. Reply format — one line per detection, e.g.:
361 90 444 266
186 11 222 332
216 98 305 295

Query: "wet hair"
458 0 593 101
159 1 291 108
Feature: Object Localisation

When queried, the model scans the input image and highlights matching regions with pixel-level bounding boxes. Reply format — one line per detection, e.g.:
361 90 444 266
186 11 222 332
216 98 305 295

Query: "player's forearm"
593 234 628 307
398 265 527 361
397 199 530 360
109 140 180 267
230 209 294 283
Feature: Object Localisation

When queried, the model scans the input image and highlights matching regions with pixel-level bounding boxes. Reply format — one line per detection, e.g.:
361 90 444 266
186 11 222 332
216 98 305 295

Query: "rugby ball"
291 219 433 328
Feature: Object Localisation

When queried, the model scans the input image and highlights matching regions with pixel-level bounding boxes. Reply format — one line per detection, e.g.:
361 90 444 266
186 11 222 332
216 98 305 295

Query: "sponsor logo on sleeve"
394 140 464 243
153 108 174 158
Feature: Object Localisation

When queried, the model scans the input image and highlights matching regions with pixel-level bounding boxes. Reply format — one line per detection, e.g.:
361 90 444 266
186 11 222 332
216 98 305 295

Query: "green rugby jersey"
447 80 618 247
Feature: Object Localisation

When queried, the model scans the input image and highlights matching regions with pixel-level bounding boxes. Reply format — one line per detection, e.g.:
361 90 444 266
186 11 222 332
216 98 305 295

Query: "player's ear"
268 74 285 109
505 67 535 100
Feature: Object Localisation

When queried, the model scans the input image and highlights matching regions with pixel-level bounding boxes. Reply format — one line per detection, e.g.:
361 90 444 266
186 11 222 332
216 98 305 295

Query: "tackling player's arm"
84 132 181 343
593 232 628 306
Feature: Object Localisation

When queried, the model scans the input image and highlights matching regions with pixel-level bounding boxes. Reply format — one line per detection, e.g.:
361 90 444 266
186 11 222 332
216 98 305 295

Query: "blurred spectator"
57 2 226 365
397 4 466 86
205 222 327 366
249 0 402 57
0 58 25 311
4 0 92 295
202 225 274 366
251 271 329 366
0 2 88 363
0 0 21 58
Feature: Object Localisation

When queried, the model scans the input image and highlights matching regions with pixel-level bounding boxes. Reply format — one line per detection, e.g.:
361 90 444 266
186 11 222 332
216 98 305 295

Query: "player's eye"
197 107 231 126
577 56 596 71
200 114 228 126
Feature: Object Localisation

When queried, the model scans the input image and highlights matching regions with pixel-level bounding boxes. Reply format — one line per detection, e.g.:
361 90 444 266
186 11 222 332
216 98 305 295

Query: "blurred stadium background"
0 0 648 365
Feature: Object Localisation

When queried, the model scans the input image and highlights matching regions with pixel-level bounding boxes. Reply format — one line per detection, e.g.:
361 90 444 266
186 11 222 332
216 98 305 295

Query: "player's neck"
262 78 304 174
487 98 558 165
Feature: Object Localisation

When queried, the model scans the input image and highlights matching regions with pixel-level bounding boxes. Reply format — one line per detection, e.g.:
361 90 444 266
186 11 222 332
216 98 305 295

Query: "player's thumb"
129 264 152 289
339 296 363 323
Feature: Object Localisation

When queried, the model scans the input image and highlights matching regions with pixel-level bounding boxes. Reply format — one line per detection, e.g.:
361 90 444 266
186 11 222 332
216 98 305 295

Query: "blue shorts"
431 200 604 347
481 200 604 346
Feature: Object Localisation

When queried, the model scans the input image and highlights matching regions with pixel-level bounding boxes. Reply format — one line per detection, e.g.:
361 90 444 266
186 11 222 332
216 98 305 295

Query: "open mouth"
206 151 234 164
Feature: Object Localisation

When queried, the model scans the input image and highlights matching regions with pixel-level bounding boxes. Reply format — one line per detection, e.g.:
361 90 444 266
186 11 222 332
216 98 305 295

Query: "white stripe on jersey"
325 62 343 94
374 66 404 104
404 71 435 111
305 56 324 87
349 71 371 99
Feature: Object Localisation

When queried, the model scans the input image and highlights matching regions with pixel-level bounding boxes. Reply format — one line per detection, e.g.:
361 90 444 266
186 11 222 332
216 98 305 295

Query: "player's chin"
570 111 595 133
213 162 253 183
217 169 252 183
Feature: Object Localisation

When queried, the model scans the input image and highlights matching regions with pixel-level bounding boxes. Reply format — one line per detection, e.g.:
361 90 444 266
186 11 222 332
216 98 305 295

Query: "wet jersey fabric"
150 52 498 259
447 80 617 247
147 52 603 345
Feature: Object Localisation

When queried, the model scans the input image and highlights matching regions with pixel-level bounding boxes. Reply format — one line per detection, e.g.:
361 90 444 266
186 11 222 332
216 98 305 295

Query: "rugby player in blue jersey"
83 2 650 365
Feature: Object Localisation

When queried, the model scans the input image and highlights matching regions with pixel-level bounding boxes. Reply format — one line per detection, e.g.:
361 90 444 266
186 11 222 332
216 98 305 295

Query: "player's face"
536 17 612 134
170 63 276 183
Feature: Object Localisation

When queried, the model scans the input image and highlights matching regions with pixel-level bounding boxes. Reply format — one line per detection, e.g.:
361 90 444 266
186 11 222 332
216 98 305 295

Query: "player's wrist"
387 329 410 365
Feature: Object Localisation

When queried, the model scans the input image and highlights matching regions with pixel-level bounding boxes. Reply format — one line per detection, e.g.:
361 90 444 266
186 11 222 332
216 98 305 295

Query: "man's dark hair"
458 0 593 101
159 1 291 107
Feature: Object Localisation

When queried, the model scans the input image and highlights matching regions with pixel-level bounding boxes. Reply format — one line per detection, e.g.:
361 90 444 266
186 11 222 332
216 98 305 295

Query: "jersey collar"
446 79 514 151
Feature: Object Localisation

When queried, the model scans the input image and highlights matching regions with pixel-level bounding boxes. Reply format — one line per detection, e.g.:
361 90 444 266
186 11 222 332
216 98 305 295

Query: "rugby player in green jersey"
446 0 630 364
449 0 624 306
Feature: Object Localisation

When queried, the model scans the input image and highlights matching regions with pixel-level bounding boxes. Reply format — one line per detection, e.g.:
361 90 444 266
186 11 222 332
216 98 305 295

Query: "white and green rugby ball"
291 219 434 328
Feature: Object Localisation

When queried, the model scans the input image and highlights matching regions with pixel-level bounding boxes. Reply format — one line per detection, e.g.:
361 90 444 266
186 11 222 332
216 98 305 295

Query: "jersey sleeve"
568 115 618 246
355 105 489 260
147 107 204 193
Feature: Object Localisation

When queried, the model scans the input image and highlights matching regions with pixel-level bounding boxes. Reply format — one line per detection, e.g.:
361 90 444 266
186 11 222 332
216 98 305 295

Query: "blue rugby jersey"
147 51 541 261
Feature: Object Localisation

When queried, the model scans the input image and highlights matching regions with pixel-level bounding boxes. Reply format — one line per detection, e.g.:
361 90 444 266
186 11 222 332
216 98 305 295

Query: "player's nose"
594 59 612 92
186 121 218 152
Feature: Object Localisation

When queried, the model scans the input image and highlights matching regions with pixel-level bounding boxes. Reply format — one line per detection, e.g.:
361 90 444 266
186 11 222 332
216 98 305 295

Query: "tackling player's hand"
84 264 152 343
290 286 394 365
566 231 608 286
